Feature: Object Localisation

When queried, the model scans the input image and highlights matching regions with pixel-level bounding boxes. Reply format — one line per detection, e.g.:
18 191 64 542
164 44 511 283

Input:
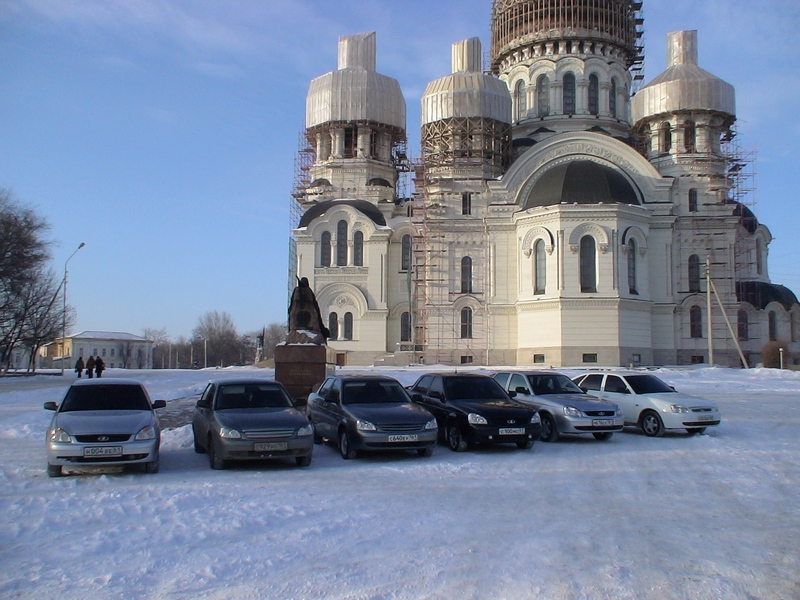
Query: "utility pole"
706 256 714 366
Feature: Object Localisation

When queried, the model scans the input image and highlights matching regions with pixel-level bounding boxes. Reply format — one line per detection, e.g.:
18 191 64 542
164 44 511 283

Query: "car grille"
244 428 295 440
488 417 525 426
379 423 423 433
74 434 131 443
584 410 614 417
691 407 713 413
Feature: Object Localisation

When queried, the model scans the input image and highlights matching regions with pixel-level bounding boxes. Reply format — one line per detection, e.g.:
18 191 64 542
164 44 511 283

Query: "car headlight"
356 420 377 431
219 426 243 439
615 406 624 416
424 418 438 430
530 412 541 424
669 405 690 414
468 413 488 425
297 424 313 437
135 425 157 441
563 406 583 418
48 428 71 443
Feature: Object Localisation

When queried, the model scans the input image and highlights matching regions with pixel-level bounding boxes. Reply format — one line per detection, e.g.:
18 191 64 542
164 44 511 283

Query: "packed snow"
1 365 799 599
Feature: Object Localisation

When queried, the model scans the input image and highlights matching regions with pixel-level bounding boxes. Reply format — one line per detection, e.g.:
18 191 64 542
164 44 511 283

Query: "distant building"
41 331 154 369
290 1 799 367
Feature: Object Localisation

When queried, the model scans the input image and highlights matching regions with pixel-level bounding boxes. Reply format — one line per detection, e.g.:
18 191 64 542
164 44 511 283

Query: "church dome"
523 160 639 209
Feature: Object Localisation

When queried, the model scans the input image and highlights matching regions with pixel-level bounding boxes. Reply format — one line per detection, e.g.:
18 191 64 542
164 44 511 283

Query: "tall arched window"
401 234 412 271
353 231 364 266
684 120 696 152
688 189 698 212
769 311 778 341
460 256 473 294
460 307 473 339
690 306 703 338
343 312 353 341
537 75 550 116
588 74 599 115
328 312 339 341
737 309 749 341
514 80 527 123
627 239 638 294
609 78 618 118
320 231 332 267
400 311 411 342
756 240 764 275
534 239 546 294
579 236 596 293
688 254 701 293
336 220 348 266
563 73 576 115
660 122 672 154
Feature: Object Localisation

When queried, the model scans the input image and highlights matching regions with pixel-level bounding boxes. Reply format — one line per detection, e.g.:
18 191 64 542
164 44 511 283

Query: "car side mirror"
152 400 167 410
514 387 528 394
508 390 517 398
670 386 676 391
196 398 211 409
430 390 445 402
410 393 423 402
43 401 57 411
293 396 308 408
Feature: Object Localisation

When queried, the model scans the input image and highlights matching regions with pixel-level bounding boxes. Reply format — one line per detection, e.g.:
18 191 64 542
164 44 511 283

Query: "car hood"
450 398 534 418
345 402 434 424
214 407 308 430
640 392 717 408
54 410 155 435
524 393 617 411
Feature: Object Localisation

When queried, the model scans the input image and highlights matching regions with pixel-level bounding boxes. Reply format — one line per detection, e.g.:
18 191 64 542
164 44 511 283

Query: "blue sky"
1 0 798 341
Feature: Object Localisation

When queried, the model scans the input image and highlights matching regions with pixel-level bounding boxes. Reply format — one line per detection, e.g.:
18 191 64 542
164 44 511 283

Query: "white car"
572 372 721 437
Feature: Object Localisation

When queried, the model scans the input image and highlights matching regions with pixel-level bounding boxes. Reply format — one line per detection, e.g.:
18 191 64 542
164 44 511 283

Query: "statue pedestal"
274 344 336 408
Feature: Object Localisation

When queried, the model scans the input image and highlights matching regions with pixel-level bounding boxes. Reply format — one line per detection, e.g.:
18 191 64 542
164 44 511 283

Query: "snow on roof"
71 331 151 342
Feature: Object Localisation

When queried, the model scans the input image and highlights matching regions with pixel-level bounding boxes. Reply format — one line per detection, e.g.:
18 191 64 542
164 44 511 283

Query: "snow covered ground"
1 365 799 599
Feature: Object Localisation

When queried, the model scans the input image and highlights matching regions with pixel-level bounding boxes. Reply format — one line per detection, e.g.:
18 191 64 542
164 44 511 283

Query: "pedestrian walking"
86 355 95 379
74 356 85 378
95 356 105 378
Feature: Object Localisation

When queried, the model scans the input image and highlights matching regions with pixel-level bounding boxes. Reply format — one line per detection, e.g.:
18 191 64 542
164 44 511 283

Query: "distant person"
74 356 85 378
85 355 95 379
95 356 105 378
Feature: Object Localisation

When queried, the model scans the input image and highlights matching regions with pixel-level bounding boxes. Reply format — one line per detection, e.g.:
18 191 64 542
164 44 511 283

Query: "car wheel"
517 440 534 450
417 447 434 457
447 423 468 452
686 427 707 436
296 454 312 467
339 430 357 460
193 426 205 453
540 413 559 442
144 460 159 474
208 435 228 469
47 463 62 478
641 411 665 437
593 432 613 441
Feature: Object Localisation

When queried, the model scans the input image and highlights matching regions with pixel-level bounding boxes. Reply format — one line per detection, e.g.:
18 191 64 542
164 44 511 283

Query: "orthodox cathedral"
290 0 798 368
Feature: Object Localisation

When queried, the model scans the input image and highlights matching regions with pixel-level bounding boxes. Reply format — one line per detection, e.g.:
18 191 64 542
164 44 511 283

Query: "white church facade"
291 1 799 368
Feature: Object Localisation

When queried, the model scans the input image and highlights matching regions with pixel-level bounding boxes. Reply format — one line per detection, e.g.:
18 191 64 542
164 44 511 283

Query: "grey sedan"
192 379 314 469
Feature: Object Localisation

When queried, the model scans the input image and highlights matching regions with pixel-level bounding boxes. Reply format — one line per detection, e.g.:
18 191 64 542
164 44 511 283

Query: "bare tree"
18 268 66 373
192 311 242 367
262 323 287 360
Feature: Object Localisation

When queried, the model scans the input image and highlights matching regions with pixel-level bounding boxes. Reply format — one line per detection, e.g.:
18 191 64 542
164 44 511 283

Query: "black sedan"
307 375 438 459
407 373 541 451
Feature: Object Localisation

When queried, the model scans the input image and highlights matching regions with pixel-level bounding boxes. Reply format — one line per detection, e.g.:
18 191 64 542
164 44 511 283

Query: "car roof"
331 374 399 381
576 371 657 377
70 378 144 387
212 378 282 385
496 371 569 376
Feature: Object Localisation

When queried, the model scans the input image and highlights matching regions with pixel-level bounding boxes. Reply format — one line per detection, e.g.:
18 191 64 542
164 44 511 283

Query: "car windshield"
445 377 508 401
342 380 409 405
216 384 294 410
625 375 675 394
526 374 584 395
60 385 150 412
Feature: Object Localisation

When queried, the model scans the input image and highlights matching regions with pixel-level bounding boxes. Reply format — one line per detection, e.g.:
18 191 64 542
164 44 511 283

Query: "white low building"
42 331 154 370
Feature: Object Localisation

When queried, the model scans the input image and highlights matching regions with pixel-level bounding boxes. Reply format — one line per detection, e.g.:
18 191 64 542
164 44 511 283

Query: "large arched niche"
316 282 369 316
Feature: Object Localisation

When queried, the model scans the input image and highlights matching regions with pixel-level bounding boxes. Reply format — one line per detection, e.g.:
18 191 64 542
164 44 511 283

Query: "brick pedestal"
274 344 335 407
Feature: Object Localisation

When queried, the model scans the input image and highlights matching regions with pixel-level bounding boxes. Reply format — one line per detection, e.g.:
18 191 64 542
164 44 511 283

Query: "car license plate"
499 428 524 435
593 419 614 426
84 446 123 457
697 415 714 421
388 434 418 442
254 442 288 451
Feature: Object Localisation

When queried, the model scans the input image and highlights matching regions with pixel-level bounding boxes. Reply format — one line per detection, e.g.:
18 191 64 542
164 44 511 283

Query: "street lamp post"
62 242 86 375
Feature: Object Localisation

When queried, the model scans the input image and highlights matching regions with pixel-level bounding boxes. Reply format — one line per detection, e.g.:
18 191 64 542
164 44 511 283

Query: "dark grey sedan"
307 375 438 459
192 379 314 469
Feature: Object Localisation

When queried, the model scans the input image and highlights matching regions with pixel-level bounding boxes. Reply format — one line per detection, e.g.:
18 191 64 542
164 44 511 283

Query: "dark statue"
286 277 329 345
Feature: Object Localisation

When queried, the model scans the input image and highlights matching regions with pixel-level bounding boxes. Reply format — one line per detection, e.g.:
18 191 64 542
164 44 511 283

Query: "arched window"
660 122 672 154
460 256 473 294
737 309 749 341
514 80 527 123
328 312 339 341
579 236 596 293
684 121 696 152
609 78 617 118
353 231 364 266
769 311 778 341
588 74 599 115
627 239 638 294
756 240 764 275
401 234 412 271
343 312 353 341
688 189 698 212
688 254 701 293
537 75 550 116
400 312 411 342
336 220 348 266
533 239 546 294
460 307 473 339
563 73 576 115
320 231 331 267
690 306 703 338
